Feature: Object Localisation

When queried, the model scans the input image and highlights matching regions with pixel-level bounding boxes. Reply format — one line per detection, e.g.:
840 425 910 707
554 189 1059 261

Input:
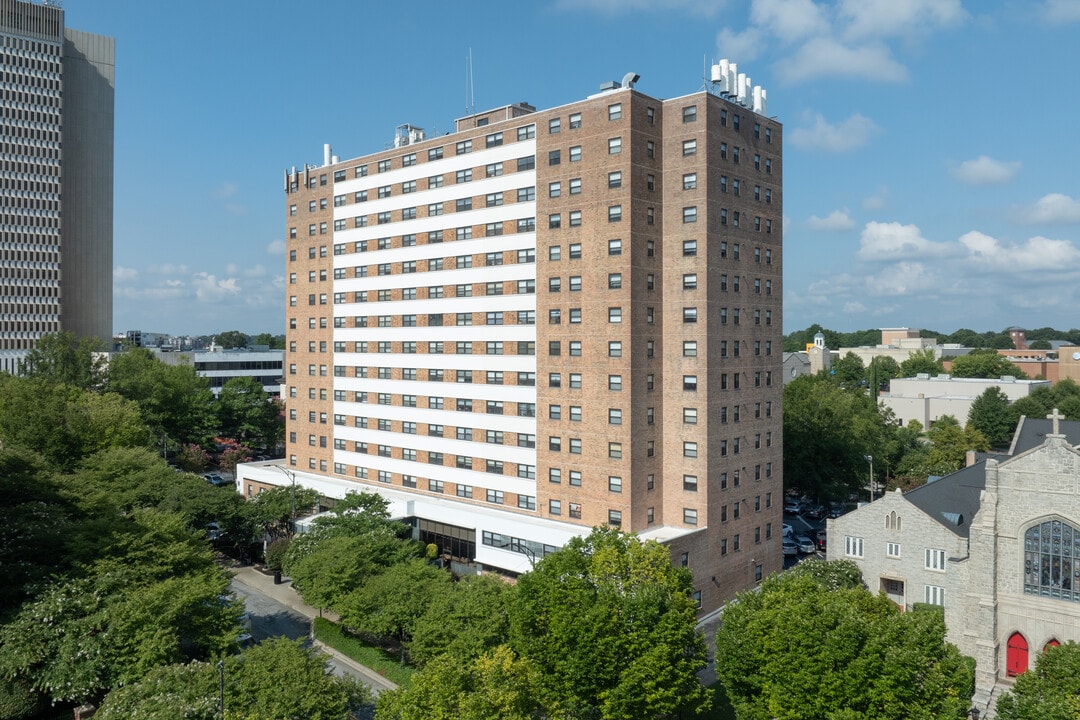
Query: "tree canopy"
949 349 1026 379
995 641 1080 720
95 638 369 720
783 374 891 501
967 386 1016 448
899 348 945 377
106 348 217 447
18 330 106 390
215 376 282 450
508 527 712 719
715 560 974 720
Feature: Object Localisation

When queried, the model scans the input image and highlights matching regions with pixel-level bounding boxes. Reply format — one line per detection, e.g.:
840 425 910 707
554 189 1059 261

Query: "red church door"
1007 632 1029 677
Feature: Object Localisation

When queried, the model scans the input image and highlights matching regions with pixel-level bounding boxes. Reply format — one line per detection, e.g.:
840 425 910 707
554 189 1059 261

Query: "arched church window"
885 511 902 531
1023 519 1080 602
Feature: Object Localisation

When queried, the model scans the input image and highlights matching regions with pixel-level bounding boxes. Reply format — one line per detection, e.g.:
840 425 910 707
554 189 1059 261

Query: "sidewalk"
231 566 398 694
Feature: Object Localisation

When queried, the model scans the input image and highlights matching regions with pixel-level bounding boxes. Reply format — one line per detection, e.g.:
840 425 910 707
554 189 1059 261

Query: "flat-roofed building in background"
239 67 783 612
0 0 114 374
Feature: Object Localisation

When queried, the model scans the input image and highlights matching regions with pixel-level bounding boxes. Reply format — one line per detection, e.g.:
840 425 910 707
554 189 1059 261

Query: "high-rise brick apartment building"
0 0 115 374
241 70 783 611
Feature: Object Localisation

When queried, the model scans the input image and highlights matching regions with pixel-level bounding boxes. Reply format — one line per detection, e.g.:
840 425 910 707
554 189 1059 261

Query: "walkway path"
231 566 398 695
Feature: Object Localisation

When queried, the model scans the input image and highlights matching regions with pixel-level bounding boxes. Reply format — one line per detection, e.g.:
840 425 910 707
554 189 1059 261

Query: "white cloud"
716 26 765 62
838 0 967 40
950 155 1021 186
114 266 138 282
806 208 856 231
243 264 267 278
958 231 1080 272
750 0 829 42
1016 193 1080 225
776 37 908 83
213 183 239 200
1042 0 1080 23
864 261 944 296
843 301 866 314
862 187 889 210
266 240 286 255
149 263 189 276
856 221 955 261
191 273 242 303
789 112 880 152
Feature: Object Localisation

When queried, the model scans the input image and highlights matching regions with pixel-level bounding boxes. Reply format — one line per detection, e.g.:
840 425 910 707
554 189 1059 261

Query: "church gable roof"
904 461 987 538
901 415 1080 537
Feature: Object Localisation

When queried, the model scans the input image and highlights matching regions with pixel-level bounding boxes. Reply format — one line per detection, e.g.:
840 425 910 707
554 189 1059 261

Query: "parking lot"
782 501 832 569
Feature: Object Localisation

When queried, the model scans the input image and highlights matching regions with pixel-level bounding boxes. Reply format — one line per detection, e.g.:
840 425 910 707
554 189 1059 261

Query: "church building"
827 412 1080 715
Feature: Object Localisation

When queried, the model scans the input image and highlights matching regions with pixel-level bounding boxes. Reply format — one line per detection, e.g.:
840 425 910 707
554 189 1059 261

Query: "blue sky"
67 0 1080 337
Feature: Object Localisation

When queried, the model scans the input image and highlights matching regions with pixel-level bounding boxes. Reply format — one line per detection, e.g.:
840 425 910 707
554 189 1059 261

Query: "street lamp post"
865 455 874 502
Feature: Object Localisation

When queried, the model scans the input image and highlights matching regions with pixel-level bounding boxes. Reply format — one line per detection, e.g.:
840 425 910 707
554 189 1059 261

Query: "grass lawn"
312 617 415 687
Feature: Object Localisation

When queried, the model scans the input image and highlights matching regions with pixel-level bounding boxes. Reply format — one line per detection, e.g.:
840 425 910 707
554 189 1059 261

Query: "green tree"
867 355 900 392
244 483 320 539
831 351 867 387
251 332 281 348
784 374 892 501
950 349 1026 379
926 416 989 473
215 376 282 449
968 386 1016 448
508 527 711 720
284 491 420 612
715 560 973 720
1029 338 1052 350
0 376 149 470
214 330 249 349
18 331 106 390
339 559 453 663
95 638 370 719
899 348 945 377
0 447 72 610
409 573 513 667
376 645 540 720
107 348 217 448
995 641 1080 720
0 510 239 704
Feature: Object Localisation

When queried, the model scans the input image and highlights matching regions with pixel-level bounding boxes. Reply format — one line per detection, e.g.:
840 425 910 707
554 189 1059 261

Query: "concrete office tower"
0 0 114 375
259 71 783 612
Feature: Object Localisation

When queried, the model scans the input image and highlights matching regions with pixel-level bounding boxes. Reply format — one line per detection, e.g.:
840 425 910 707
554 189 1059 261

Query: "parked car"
784 500 802 515
795 535 816 554
815 529 827 551
782 523 794 538
205 522 222 541
204 473 228 487
828 503 845 519
782 539 800 556
805 505 825 520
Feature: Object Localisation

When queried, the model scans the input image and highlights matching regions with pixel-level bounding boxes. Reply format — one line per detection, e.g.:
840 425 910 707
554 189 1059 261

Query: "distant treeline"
783 324 1080 353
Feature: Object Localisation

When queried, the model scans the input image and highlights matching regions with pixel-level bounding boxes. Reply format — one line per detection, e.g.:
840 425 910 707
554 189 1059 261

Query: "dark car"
805 505 825 520
815 529 827 551
828 503 845 519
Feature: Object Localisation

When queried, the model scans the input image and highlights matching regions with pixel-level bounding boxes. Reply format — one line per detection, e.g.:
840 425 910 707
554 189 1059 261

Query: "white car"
782 523 794 538
782 539 800 556
795 535 816 554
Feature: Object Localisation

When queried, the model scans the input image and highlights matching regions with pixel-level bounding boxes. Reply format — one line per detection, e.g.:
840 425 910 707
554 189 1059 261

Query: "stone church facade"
827 414 1080 715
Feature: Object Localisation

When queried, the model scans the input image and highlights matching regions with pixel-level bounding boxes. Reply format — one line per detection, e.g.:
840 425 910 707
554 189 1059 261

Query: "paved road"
231 579 310 643
229 570 397 704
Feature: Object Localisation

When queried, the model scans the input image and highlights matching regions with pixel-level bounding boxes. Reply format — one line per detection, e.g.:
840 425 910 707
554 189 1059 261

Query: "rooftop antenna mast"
465 48 476 116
